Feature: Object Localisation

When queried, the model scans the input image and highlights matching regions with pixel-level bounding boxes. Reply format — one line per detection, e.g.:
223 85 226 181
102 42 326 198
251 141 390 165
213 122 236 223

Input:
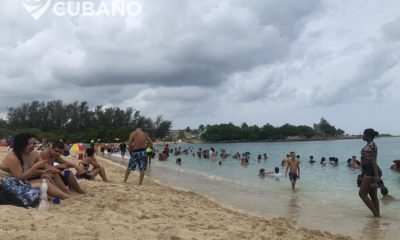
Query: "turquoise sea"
109 137 400 239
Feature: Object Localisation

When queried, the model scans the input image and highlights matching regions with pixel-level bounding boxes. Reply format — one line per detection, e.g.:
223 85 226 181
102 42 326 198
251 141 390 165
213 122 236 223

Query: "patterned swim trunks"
128 149 147 171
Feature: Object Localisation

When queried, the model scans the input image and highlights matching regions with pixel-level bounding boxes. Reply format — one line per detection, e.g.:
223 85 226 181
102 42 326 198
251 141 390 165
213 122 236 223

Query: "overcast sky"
1 0 400 134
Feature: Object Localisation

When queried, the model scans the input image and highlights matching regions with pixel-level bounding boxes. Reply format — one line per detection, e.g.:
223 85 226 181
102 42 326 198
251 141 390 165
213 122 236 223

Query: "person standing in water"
124 128 153 185
359 128 382 218
285 151 300 191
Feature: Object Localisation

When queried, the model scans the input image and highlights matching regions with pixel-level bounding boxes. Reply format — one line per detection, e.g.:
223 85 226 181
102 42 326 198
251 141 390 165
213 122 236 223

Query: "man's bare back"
128 128 153 151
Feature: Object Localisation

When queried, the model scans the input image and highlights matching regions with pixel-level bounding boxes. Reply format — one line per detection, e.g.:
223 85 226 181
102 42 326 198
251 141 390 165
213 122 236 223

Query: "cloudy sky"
1 0 400 134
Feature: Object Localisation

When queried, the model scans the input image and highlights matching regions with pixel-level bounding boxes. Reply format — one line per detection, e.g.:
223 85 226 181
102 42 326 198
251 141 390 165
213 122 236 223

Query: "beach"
0 147 353 240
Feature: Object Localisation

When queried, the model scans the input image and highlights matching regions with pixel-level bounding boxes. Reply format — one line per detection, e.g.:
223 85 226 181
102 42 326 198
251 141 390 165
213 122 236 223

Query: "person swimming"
269 167 282 181
258 168 266 178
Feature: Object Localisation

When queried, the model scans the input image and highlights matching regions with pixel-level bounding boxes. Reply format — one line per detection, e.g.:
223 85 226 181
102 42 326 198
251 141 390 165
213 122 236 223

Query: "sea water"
109 137 400 239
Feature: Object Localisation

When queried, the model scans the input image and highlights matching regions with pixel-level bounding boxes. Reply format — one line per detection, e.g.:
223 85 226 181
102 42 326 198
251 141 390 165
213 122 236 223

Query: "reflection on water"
362 218 381 240
288 193 300 219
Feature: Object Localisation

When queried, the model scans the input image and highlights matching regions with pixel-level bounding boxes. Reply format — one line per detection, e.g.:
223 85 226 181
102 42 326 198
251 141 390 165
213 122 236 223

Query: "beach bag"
0 176 40 208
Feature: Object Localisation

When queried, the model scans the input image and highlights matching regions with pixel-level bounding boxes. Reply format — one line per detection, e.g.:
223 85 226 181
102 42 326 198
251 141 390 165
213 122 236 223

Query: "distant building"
313 123 320 133
169 130 185 139
313 123 327 136
168 129 200 140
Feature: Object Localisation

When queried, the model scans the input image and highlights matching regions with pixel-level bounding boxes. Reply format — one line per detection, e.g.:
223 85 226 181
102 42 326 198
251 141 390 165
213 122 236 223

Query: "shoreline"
0 147 353 239
97 153 354 240
100 148 400 240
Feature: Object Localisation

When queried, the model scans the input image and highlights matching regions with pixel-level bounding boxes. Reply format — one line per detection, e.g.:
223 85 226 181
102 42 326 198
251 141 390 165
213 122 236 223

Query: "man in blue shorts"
124 128 153 185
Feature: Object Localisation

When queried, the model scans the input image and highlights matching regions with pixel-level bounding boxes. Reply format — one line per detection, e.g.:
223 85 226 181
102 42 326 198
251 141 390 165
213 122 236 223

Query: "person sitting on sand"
15 141 74 197
40 141 85 194
76 148 109 182
285 151 300 191
0 133 72 200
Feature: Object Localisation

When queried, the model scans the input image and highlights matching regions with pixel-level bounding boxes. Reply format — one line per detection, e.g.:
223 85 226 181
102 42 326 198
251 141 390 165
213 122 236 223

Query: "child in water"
285 151 300 191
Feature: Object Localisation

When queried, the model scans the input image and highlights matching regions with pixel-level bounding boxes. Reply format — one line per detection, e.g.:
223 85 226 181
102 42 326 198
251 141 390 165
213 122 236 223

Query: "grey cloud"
3 0 400 134
28 0 322 88
311 45 399 106
382 17 400 42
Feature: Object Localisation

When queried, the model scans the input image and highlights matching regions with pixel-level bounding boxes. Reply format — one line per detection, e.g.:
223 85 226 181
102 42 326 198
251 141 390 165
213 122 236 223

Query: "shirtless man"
124 128 153 185
40 141 85 194
285 151 300 191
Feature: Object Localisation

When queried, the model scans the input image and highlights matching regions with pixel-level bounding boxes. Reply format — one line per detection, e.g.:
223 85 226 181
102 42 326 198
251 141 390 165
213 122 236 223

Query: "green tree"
4 100 172 142
319 118 338 136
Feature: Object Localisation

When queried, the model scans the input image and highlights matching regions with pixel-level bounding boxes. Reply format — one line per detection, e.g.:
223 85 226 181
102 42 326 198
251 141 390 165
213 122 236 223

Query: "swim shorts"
76 172 92 180
128 149 147 171
289 172 298 182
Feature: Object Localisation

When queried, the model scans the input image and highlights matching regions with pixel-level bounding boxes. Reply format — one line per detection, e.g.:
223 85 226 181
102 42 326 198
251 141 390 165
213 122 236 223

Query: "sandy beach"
0 147 353 240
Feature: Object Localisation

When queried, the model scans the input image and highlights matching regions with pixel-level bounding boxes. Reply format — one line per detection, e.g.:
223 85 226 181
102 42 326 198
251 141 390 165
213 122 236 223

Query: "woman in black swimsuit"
76 148 109 182
359 128 381 218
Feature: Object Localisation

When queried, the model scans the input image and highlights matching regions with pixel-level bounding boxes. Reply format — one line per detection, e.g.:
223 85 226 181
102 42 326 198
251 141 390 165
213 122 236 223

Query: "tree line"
200 118 345 142
0 100 172 143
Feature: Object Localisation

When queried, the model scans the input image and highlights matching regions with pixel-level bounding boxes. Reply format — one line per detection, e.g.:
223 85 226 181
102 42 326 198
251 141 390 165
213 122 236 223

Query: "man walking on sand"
124 128 153 185
285 151 300 191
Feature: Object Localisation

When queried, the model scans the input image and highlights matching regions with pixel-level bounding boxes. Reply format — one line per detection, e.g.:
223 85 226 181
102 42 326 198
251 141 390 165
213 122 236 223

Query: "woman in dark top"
359 128 381 218
76 148 109 182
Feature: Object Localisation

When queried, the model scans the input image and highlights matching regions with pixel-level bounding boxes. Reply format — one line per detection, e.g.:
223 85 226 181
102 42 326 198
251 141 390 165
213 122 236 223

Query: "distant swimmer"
351 156 361 169
320 157 326 165
309 155 316 164
281 154 289 167
259 168 266 178
267 167 282 181
390 160 400 172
